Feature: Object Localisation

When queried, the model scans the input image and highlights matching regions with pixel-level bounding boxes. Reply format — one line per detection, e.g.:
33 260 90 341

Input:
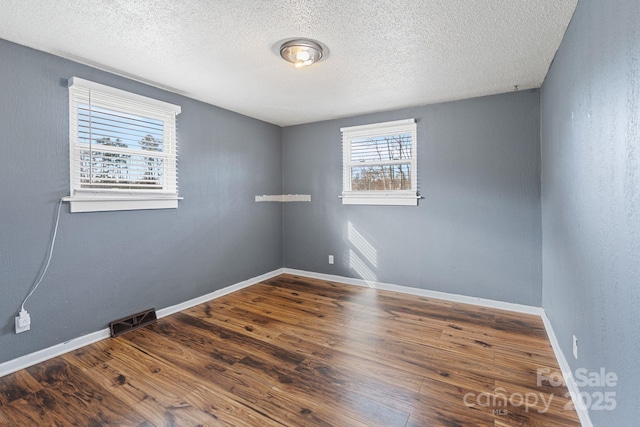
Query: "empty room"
0 0 637 426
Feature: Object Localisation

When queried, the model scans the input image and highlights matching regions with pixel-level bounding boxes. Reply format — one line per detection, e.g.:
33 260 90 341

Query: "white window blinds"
341 119 419 206
67 77 181 212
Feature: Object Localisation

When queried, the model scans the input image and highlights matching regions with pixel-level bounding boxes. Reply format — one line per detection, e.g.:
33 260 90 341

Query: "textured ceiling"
0 0 577 126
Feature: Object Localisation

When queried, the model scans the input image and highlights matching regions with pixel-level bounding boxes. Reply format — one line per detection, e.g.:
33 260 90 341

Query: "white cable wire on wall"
20 198 64 312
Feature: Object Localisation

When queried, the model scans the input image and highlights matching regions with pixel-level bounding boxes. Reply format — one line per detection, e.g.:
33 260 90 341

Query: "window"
66 77 181 213
341 118 418 206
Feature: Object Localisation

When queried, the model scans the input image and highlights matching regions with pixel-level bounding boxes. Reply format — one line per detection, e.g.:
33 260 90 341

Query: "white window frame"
341 118 419 206
65 77 182 213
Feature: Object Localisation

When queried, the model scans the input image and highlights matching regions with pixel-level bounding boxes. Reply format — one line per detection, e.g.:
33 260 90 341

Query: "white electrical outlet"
328 255 334 264
573 335 578 359
15 310 31 333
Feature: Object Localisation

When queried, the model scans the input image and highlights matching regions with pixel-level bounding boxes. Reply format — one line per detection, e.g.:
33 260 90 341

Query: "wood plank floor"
0 274 581 426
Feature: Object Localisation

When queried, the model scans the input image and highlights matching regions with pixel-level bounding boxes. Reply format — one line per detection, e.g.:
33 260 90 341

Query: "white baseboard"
0 329 111 378
541 312 593 427
156 268 285 318
283 268 544 316
0 268 284 378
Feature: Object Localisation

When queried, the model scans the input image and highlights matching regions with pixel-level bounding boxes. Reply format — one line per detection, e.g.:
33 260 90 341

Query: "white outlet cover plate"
15 315 31 333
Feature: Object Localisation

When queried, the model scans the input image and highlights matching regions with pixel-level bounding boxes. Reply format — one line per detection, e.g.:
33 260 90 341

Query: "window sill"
341 192 420 206
63 194 182 213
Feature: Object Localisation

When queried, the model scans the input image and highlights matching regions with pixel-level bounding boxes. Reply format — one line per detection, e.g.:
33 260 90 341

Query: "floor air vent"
109 308 157 337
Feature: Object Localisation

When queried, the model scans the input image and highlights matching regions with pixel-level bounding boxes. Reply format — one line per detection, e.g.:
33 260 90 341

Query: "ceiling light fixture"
280 38 325 68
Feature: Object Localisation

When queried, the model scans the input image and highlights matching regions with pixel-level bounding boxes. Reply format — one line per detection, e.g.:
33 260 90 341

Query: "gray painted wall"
282 91 542 306
0 38 283 364
540 0 640 424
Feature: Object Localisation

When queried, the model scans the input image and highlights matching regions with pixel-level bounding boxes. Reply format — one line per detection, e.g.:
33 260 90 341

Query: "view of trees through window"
350 133 412 191
77 104 166 190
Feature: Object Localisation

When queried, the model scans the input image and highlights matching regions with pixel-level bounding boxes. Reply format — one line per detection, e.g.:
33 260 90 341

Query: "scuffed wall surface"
283 91 542 306
541 0 640 424
0 39 283 363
